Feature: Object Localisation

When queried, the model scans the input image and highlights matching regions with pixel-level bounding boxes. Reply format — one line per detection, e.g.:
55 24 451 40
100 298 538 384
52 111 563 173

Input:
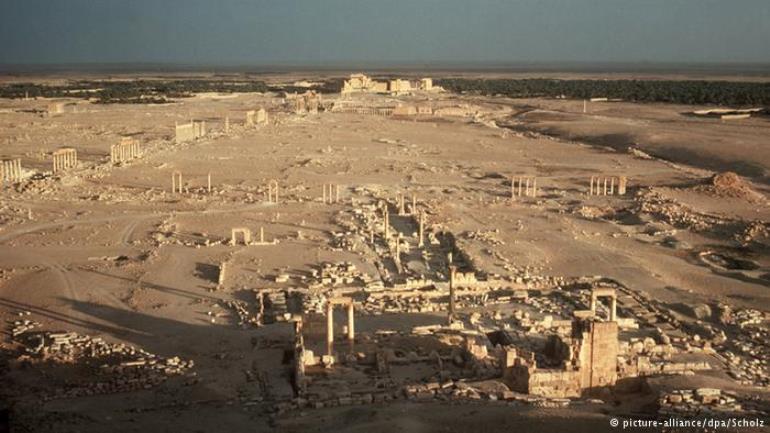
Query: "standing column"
395 233 401 263
347 302 354 341
610 297 617 322
525 178 530 197
610 177 615 195
384 208 389 239
589 176 594 195
518 177 523 196
411 194 416 214
511 177 515 199
603 177 608 195
335 184 340 203
590 295 597 313
207 173 212 194
326 302 334 357
418 211 425 248
448 265 457 325
532 178 537 198
323 184 327 203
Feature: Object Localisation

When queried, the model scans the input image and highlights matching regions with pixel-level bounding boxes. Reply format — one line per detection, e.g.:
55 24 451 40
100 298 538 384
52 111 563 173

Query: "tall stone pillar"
326 302 334 357
347 302 354 341
448 265 457 325
610 297 617 322
418 211 425 248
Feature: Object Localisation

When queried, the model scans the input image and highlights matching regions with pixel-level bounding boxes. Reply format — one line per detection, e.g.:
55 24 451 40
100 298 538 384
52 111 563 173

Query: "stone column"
618 176 627 195
610 296 617 322
384 208 389 239
603 177 608 195
347 302 354 341
533 178 537 198
418 211 425 248
326 301 334 357
335 184 340 203
322 184 327 203
590 294 597 313
589 176 594 195
207 173 211 194
610 177 615 195
448 265 457 325
411 194 416 214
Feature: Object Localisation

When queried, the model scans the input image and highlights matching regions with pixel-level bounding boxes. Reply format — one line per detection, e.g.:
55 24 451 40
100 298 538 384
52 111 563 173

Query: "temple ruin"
175 120 206 143
110 137 141 164
52 148 77 173
0 159 22 185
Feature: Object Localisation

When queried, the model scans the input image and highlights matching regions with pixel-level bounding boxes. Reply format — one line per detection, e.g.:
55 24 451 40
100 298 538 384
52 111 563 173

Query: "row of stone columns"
511 176 537 198
52 149 77 173
110 140 141 164
589 176 627 196
1 159 22 184
322 183 340 204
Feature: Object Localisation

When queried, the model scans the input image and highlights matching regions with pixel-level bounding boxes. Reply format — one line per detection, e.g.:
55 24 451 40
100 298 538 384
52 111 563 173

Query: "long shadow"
0 298 135 338
79 267 223 302
59 298 293 362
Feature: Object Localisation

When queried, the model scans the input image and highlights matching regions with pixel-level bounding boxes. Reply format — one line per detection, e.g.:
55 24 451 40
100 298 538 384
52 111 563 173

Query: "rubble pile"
223 299 261 327
715 308 769 387
637 190 723 232
704 172 765 203
264 290 290 322
13 330 193 400
658 389 752 416
310 262 368 287
463 229 505 246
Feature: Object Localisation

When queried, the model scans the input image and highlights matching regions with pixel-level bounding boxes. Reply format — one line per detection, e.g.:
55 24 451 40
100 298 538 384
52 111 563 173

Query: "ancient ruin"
589 175 627 196
175 120 206 143
51 147 77 173
511 176 538 198
0 159 22 185
1 69 768 433
110 137 141 164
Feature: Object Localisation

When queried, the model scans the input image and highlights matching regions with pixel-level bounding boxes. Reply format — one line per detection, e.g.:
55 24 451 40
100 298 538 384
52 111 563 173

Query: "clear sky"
1 0 768 66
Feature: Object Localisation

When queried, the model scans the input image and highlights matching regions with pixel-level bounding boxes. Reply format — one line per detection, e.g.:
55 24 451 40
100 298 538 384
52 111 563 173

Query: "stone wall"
576 320 619 390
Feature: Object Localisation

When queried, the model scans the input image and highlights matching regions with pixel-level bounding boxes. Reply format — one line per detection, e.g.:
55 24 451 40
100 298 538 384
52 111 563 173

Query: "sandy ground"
0 77 768 432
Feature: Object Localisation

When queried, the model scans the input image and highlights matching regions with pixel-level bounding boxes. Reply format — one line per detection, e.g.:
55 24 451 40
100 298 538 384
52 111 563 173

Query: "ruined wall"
576 321 619 390
175 123 196 143
393 105 417 116
506 364 582 398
